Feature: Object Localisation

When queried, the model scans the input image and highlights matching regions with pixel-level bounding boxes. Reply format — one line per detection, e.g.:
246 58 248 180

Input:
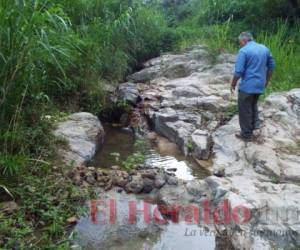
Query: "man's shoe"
235 133 252 142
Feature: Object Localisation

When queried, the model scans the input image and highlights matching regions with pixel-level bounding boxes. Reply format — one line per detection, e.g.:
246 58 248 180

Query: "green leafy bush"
172 2 300 92
0 0 173 173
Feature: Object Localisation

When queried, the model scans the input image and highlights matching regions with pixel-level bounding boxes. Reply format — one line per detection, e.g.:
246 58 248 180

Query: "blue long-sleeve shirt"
235 41 275 94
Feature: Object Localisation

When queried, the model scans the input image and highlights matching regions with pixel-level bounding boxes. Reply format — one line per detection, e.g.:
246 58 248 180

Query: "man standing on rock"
231 32 275 142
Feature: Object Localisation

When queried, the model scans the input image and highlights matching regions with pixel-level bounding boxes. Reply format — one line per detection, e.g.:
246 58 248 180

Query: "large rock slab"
208 88 300 249
54 112 104 166
127 65 160 83
212 89 300 180
127 46 211 83
116 45 300 249
205 175 300 250
118 82 140 105
154 115 196 155
118 47 237 163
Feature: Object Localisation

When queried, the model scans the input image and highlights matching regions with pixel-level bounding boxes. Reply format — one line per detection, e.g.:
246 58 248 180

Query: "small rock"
167 168 177 172
98 181 106 187
66 170 75 178
81 181 90 188
118 82 140 105
96 170 103 178
121 171 129 178
102 170 109 176
120 114 129 126
66 216 77 224
154 175 166 188
166 172 176 177
129 170 137 175
186 181 209 197
105 180 113 191
86 173 96 184
141 170 156 179
73 174 81 185
125 176 144 193
213 167 225 177
112 123 123 128
191 130 210 160
116 177 128 187
111 165 120 170
167 176 178 185
76 165 85 171
0 201 19 214
102 176 110 182
87 166 96 171
79 171 86 178
143 178 154 193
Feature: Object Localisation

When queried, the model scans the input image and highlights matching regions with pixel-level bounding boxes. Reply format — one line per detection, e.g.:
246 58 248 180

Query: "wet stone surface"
67 125 210 194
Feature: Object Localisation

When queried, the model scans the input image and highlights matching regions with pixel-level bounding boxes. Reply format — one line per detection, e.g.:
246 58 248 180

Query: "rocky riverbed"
54 45 300 249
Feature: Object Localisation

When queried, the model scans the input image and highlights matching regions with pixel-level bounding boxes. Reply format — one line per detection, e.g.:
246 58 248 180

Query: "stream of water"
73 125 216 250
90 125 209 180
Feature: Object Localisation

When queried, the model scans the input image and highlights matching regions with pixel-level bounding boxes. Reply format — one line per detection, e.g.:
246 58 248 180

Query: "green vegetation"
121 140 148 170
0 161 89 249
271 175 280 184
0 0 172 174
186 140 194 153
122 152 146 170
170 0 300 92
223 104 239 122
0 0 171 248
110 140 147 170
110 151 145 170
1 0 300 248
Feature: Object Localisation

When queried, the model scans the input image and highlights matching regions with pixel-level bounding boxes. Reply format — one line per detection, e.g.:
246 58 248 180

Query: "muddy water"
90 125 135 168
90 125 210 180
74 125 215 250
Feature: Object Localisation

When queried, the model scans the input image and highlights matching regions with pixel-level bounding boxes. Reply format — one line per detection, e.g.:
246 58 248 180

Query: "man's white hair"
238 32 254 42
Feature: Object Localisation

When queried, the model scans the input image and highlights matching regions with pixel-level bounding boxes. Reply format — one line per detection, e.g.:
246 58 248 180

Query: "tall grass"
0 1 78 175
175 19 300 93
0 0 173 176
175 16 235 55
1 0 299 177
0 2 177 246
172 0 300 93
257 22 300 93
0 1 299 247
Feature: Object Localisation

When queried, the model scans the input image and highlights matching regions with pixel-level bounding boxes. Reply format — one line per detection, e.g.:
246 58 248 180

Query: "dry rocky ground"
54 46 300 249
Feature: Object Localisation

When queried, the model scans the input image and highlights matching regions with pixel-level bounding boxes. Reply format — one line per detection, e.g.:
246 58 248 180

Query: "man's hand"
231 75 240 95
265 70 273 89
231 83 236 94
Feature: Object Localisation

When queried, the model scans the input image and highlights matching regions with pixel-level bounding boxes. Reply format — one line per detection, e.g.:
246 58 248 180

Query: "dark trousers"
238 91 260 139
